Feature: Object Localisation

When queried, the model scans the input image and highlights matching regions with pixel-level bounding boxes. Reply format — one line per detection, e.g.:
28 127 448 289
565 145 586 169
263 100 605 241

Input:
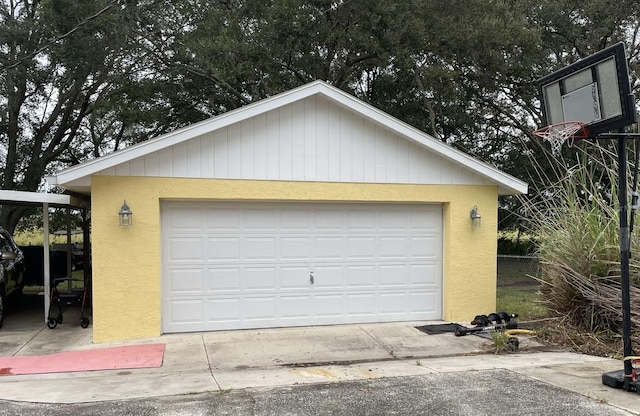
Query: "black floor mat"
414 323 464 335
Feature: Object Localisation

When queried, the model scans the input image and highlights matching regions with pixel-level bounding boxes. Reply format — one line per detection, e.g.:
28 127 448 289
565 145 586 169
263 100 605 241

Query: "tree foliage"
1 0 640 233
1 0 131 231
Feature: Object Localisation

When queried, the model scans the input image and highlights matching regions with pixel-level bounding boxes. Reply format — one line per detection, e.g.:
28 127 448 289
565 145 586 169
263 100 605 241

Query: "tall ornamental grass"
523 143 640 342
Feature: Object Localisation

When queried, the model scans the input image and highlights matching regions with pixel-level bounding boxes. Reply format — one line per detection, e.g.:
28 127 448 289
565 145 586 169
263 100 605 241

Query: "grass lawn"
496 284 547 321
496 256 547 321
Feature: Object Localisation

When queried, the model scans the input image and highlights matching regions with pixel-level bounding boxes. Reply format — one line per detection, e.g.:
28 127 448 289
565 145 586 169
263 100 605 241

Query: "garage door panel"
312 265 344 289
244 267 277 291
243 237 277 261
346 209 376 228
378 265 407 287
206 208 242 230
379 292 408 314
206 237 240 261
278 266 310 290
378 209 407 229
166 207 204 229
410 292 439 313
410 264 441 286
346 236 377 259
278 295 312 319
314 294 345 317
168 268 203 293
347 293 377 315
280 209 312 230
410 236 440 258
244 208 278 230
207 298 240 322
345 265 376 288
206 268 241 292
243 296 277 321
162 202 443 333
280 237 311 260
169 237 202 261
166 299 203 325
409 208 442 231
313 237 344 260
379 237 408 259
314 209 344 230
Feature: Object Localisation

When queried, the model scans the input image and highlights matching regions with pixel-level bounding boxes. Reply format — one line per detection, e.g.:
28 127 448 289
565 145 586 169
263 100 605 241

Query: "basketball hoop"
532 121 589 157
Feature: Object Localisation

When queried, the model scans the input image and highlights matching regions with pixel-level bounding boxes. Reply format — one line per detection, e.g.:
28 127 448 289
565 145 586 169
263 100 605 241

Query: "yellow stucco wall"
91 175 498 342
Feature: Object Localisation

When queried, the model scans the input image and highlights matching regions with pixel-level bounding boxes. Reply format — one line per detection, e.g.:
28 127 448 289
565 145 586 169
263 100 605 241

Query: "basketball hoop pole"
617 135 634 391
599 132 636 391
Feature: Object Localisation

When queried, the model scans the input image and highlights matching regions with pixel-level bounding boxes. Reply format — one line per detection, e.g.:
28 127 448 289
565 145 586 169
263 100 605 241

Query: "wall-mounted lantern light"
118 200 133 226
470 205 481 229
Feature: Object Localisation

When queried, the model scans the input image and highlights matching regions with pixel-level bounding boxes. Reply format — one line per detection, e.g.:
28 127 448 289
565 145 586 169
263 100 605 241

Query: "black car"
0 228 25 328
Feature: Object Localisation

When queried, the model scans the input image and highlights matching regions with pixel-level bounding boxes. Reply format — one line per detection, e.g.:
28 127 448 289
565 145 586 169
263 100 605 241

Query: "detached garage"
47 81 527 343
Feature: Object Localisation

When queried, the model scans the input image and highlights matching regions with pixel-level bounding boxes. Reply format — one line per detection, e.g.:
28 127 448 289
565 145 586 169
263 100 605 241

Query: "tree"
0 0 122 232
2 0 639 234
0 0 193 233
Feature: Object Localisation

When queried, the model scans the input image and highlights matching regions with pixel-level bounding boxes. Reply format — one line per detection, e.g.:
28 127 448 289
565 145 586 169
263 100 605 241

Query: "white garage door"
161 201 442 333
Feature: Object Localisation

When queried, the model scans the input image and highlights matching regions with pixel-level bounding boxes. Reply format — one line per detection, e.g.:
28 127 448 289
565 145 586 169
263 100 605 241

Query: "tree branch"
0 0 119 73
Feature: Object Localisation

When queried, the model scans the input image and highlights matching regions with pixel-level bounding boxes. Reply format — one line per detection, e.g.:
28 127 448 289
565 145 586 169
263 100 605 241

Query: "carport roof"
46 80 528 196
0 190 88 209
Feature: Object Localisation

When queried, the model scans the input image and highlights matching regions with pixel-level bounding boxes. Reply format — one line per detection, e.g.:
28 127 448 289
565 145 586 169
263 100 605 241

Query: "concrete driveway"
0 296 638 415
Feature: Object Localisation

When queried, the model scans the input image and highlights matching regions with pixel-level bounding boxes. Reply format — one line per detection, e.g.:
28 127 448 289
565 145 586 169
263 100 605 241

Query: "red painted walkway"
0 344 165 376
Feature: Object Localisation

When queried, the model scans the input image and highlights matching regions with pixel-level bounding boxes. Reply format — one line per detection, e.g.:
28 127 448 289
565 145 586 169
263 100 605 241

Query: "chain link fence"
497 255 541 285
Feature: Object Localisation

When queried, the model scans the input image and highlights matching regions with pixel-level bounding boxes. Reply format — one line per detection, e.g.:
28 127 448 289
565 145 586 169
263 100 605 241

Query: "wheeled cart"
47 275 91 329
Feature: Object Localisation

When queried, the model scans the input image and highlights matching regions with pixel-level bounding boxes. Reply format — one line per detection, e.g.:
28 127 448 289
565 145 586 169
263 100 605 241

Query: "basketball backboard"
537 42 636 137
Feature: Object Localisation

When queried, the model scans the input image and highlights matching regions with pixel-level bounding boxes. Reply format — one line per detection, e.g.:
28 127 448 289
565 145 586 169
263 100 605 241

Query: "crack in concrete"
201 334 222 390
12 325 46 356
358 325 395 357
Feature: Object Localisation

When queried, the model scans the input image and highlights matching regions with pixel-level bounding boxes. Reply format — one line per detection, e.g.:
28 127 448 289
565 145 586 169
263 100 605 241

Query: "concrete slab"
156 333 211 371
361 321 488 357
2 294 94 356
418 351 613 373
0 306 636 412
515 360 640 416
213 359 438 390
0 368 219 403
16 323 93 355
0 296 49 357
203 324 392 370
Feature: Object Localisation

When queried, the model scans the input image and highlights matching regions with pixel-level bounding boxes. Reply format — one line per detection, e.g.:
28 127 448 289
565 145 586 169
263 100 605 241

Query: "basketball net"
532 121 588 157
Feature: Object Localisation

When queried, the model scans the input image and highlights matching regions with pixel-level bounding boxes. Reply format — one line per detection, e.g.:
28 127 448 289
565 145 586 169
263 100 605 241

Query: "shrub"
497 232 537 255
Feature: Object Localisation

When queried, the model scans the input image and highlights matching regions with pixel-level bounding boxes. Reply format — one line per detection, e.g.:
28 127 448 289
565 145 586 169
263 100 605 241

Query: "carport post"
43 202 50 324
64 207 73 291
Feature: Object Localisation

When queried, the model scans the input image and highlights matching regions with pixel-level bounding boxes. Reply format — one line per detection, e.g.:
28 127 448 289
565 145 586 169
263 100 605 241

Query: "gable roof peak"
47 80 527 196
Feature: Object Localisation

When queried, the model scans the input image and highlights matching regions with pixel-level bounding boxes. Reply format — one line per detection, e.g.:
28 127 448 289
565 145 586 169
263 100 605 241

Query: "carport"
0 190 90 324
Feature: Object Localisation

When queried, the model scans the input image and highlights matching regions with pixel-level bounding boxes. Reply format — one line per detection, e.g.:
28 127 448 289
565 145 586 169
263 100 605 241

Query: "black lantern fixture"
118 200 133 226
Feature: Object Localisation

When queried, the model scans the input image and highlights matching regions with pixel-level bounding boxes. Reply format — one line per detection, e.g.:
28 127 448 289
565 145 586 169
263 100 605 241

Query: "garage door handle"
310 272 314 285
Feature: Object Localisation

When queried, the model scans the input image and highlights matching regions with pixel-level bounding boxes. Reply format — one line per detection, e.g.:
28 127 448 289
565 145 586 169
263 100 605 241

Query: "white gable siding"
96 95 490 187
